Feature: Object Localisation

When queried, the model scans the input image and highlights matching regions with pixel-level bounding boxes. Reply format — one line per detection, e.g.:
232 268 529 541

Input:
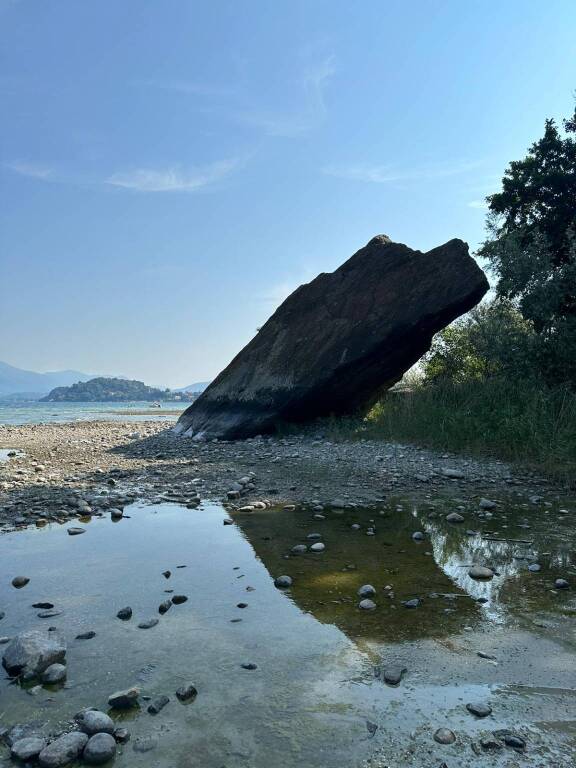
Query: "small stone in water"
11 576 30 588
528 563 541 572
67 527 86 535
291 544 307 554
554 578 569 589
434 728 456 744
76 631 96 640
32 602 54 609
138 618 159 629
83 732 117 765
176 683 198 702
403 598 420 608
446 512 464 523
274 575 293 588
11 737 47 762
147 695 169 715
38 732 88 767
41 663 66 684
75 709 115 735
310 542 325 552
113 728 130 744
171 595 188 605
241 662 257 670
108 686 140 709
116 606 132 620
359 599 377 610
158 600 172 614
412 531 425 541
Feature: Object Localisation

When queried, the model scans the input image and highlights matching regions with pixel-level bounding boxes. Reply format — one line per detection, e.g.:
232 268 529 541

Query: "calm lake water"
1 498 575 767
0 400 187 426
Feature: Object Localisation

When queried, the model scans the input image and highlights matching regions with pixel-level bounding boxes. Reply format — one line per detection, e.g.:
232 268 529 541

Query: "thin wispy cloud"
136 78 236 98
6 161 52 180
105 159 240 193
239 54 336 137
323 159 483 184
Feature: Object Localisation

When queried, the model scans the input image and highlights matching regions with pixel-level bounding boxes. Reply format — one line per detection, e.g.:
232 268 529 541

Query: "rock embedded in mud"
434 728 456 745
11 736 47 762
175 235 488 440
503 733 526 750
176 683 198 702
108 686 140 709
2 628 66 677
469 566 494 580
38 731 88 768
75 709 115 736
383 666 407 685
466 702 492 717
83 733 117 765
274 575 293 589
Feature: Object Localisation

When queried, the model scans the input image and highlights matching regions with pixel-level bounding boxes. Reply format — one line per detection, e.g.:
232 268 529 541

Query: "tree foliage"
476 106 576 385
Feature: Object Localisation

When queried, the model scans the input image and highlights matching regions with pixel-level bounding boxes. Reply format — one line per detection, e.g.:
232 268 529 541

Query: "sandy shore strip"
0 419 561 529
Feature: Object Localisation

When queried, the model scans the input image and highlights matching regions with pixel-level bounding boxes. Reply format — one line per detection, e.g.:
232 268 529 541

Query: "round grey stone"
357 584 376 598
75 709 115 735
38 732 88 768
412 531 425 541
11 736 47 762
434 727 456 744
554 578 569 589
41 663 66 684
468 565 494 580
446 512 465 523
274 575 293 589
83 733 117 765
310 542 325 552
466 702 492 717
359 599 377 610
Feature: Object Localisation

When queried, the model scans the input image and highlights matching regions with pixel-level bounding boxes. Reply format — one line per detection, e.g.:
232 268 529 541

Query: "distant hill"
176 381 210 393
40 377 196 403
0 360 100 398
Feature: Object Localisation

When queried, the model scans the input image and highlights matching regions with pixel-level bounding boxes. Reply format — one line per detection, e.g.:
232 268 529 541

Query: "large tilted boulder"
176 235 489 439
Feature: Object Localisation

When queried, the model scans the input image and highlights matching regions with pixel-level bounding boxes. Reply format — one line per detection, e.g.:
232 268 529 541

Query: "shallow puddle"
1 497 575 766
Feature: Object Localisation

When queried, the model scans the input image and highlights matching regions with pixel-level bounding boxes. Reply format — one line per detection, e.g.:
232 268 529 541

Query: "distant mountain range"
176 381 210 393
0 360 100 398
0 361 210 400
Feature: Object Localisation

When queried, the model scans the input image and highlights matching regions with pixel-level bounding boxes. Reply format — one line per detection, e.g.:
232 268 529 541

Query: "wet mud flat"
1 494 575 767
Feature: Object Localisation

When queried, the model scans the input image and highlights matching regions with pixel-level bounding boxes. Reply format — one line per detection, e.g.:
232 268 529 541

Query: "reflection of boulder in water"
233 505 479 643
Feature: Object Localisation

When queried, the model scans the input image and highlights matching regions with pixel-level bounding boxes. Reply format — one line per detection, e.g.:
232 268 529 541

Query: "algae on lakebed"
1 496 575 767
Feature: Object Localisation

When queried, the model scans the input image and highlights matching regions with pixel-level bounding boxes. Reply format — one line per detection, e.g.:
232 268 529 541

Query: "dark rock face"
176 235 488 440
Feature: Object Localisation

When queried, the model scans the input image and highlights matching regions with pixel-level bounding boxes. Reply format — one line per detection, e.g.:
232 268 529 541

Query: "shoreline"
0 418 562 530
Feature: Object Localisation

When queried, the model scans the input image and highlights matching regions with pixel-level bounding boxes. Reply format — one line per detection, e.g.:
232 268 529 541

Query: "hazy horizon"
1 0 575 387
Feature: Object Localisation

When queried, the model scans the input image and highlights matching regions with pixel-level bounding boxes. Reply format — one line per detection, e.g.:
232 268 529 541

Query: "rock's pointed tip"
366 234 392 247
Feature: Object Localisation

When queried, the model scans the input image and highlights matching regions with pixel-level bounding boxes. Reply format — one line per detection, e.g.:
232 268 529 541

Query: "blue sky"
1 0 575 387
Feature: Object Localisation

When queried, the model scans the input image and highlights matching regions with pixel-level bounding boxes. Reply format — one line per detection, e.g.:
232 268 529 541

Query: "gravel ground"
0 419 560 529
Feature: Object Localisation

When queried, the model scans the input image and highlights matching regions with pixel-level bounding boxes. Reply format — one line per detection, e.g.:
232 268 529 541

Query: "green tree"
478 106 576 384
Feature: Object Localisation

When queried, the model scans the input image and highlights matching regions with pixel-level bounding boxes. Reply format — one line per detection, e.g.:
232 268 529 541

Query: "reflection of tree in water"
234 504 480 644
423 502 575 624
234 498 576 644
